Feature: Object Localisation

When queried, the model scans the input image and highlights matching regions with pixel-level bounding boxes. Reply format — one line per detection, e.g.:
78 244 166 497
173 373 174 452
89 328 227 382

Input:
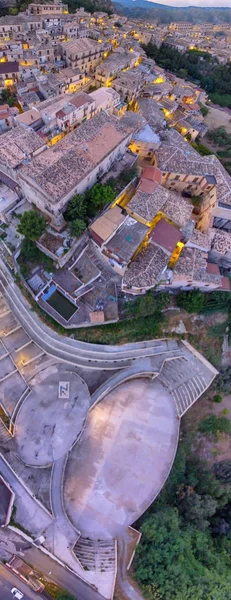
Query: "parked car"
11 589 24 599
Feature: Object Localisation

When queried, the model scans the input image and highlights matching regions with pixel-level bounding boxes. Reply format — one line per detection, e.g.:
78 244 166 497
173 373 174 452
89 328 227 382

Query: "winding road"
0 262 173 370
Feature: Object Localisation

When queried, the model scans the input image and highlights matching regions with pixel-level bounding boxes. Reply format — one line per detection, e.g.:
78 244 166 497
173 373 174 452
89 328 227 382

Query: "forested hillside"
143 43 231 108
134 428 231 600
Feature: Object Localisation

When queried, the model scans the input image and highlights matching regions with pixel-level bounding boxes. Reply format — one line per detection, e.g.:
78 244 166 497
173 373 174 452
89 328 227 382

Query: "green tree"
17 210 46 241
1 88 17 107
9 7 19 15
20 238 40 261
199 414 231 435
179 491 217 529
70 219 86 237
64 194 86 222
134 507 231 600
87 183 115 210
176 289 205 313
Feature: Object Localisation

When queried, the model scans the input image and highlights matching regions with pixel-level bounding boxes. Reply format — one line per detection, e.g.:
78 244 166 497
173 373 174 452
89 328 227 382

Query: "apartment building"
0 60 19 88
17 112 144 229
112 69 144 103
41 67 84 96
56 92 96 130
95 49 139 85
63 21 90 39
0 15 25 40
60 38 106 73
89 86 120 113
27 2 68 16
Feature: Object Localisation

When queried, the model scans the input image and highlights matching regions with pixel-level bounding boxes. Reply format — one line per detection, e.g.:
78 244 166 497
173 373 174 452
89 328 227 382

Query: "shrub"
199 415 231 435
213 394 223 403
176 290 205 313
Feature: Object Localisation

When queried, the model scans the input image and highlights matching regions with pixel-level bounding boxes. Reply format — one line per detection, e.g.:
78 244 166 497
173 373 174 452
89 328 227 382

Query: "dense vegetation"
176 289 231 316
64 183 116 235
205 127 231 175
142 43 231 109
18 238 54 279
134 436 231 600
208 126 231 148
0 88 17 108
17 209 46 241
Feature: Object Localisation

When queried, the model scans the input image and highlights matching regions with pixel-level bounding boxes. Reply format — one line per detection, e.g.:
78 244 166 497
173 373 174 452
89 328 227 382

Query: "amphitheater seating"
158 357 210 417
0 418 11 442
73 537 116 572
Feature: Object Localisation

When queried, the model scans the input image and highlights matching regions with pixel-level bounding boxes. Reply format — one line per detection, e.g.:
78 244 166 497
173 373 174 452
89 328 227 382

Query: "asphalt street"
0 563 44 600
15 546 105 600
0 263 170 369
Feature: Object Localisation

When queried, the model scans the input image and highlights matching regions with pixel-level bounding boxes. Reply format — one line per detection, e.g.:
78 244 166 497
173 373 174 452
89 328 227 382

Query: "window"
175 175 180 180
193 177 199 183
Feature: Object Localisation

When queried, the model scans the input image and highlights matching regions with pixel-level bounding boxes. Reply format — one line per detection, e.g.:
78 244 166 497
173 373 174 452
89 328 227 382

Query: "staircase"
73 537 116 572
158 357 209 417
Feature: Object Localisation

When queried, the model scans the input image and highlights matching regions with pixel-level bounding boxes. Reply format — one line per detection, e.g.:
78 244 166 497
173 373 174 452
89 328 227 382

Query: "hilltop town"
0 3 230 600
0 0 229 327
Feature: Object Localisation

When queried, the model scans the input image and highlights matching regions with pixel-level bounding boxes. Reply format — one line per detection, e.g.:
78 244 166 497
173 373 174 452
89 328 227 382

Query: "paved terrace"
64 378 180 540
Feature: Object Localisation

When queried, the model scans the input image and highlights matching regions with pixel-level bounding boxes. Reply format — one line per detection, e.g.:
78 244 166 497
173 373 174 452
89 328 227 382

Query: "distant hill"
114 0 231 23
67 0 113 13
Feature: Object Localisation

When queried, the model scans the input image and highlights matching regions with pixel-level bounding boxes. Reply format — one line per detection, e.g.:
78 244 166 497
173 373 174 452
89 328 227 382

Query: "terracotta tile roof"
139 179 158 194
211 229 231 255
123 243 168 290
142 165 162 184
206 263 220 275
219 277 231 291
173 246 222 285
71 92 93 109
19 112 143 203
149 218 181 255
127 184 192 228
90 310 105 323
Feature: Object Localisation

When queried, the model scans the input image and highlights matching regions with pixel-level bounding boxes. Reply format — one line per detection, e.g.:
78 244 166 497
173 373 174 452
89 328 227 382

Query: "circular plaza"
15 366 90 467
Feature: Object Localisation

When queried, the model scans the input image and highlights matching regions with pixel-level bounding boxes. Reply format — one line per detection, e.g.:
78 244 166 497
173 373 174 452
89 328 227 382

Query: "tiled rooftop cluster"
19 112 143 202
128 185 192 227
188 228 212 251
211 229 231 255
123 244 168 289
0 1 230 301
173 246 222 285
0 125 44 168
